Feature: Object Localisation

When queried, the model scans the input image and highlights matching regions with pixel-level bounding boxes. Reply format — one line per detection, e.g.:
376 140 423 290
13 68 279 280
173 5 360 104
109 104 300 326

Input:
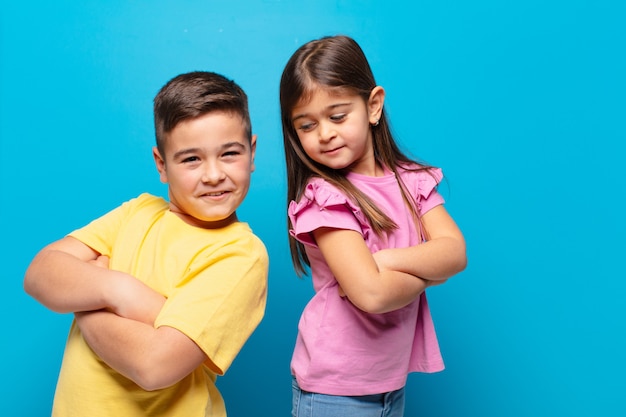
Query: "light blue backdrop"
1 1 624 416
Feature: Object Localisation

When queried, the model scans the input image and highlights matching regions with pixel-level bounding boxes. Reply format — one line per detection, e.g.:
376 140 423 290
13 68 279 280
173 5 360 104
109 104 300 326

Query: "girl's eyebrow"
292 102 352 122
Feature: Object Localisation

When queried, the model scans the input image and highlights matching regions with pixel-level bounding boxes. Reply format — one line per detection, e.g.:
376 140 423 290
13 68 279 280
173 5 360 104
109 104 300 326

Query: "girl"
280 35 467 417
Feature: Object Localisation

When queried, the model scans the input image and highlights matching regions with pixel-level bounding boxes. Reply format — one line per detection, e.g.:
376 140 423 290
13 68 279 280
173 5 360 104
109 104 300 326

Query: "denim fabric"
292 377 406 417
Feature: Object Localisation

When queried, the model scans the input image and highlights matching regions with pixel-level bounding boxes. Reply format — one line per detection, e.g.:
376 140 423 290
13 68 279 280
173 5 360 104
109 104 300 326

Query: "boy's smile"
154 110 256 228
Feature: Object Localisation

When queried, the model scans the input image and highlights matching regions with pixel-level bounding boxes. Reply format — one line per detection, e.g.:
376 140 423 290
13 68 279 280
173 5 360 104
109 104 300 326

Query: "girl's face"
290 86 384 176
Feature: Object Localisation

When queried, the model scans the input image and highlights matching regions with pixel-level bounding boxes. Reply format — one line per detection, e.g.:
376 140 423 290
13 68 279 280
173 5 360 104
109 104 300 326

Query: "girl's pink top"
288 165 446 396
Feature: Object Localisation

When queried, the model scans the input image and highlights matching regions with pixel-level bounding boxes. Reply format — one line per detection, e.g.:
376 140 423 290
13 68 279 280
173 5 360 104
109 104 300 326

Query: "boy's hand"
86 255 165 325
107 272 166 326
89 255 110 269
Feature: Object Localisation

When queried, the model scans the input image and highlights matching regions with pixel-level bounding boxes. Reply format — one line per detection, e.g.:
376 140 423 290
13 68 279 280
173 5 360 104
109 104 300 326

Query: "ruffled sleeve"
404 167 445 214
288 178 369 246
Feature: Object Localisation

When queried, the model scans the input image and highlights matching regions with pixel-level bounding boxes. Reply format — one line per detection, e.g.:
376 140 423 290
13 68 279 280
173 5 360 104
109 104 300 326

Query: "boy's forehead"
163 111 250 154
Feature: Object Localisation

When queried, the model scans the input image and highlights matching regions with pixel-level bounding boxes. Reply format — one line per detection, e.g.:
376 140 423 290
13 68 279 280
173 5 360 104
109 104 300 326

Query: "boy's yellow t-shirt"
52 193 268 417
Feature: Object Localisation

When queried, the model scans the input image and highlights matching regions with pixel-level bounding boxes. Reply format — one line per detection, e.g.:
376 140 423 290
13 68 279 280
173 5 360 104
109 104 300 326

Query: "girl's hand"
337 285 347 297
372 248 395 273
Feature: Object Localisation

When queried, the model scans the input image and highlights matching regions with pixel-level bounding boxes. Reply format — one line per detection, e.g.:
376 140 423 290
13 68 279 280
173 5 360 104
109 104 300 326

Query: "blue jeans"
292 377 406 417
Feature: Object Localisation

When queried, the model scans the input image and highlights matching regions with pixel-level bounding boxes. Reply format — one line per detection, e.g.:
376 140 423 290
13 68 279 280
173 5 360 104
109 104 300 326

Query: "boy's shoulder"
116 193 169 218
132 192 168 207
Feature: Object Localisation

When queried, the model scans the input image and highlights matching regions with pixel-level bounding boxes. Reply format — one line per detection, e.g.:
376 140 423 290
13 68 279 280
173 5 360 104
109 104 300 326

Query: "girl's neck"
347 161 386 177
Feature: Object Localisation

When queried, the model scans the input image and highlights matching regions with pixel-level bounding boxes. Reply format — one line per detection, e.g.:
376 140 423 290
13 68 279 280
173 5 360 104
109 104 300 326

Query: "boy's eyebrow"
172 141 247 160
221 141 247 150
172 148 199 160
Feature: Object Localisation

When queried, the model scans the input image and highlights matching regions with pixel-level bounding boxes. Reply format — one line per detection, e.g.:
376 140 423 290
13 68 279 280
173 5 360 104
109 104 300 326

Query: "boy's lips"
199 190 231 198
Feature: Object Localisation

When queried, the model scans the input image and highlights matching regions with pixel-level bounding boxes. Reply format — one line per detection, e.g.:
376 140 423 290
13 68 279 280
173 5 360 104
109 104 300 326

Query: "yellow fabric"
52 193 268 417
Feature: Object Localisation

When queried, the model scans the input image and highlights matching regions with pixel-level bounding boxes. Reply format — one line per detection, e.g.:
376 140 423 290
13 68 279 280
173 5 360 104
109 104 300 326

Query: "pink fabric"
288 165 446 396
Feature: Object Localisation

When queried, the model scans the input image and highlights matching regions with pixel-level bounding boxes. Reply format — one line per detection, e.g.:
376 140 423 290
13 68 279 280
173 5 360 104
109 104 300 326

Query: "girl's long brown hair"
280 35 435 276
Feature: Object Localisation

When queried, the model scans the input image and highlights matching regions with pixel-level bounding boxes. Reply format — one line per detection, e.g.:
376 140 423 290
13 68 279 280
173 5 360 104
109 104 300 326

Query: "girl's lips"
323 145 344 154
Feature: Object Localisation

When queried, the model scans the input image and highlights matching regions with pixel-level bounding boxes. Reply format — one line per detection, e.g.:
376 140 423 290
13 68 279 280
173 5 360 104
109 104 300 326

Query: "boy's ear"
368 86 385 125
249 134 257 173
153 147 168 183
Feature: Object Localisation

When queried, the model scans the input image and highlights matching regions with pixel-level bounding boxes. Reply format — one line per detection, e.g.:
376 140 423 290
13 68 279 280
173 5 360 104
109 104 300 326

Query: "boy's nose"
201 163 226 183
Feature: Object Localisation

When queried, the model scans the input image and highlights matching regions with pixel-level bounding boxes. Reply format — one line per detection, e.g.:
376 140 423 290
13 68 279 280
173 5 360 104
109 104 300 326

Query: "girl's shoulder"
289 176 363 219
292 177 351 209
396 163 444 197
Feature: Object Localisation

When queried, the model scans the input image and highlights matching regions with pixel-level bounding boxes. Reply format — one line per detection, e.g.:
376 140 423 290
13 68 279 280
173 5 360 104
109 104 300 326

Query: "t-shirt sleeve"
68 194 163 257
67 196 136 255
154 234 269 376
288 179 366 246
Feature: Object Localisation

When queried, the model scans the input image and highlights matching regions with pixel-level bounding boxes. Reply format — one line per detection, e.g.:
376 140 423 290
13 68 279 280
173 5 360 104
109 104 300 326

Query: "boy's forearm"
24 247 114 313
76 310 206 391
24 237 165 322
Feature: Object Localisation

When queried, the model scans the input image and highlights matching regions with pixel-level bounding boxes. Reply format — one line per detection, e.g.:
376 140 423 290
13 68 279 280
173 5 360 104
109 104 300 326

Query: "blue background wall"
1 1 624 415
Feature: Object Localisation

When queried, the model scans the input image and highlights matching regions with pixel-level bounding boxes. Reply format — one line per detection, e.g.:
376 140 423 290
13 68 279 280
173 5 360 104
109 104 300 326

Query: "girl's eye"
297 122 315 132
330 113 347 122
223 151 241 158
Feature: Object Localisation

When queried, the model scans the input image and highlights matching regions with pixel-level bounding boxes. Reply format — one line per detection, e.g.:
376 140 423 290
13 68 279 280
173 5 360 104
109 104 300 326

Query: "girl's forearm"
368 270 429 313
374 237 466 281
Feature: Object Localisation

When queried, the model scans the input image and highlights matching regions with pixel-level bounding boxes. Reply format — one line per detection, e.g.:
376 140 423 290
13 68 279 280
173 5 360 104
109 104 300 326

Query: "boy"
24 71 268 416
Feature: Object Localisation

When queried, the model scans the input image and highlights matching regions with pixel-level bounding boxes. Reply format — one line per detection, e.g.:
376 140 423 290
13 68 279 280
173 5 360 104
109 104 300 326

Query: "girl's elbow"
350 293 393 315
455 252 468 274
450 239 467 275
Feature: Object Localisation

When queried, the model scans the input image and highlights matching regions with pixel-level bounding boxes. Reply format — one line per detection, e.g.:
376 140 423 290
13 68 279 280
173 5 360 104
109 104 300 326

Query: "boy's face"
153 111 256 228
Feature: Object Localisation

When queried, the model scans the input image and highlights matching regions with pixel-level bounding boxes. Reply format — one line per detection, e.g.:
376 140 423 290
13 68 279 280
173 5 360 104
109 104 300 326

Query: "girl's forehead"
295 85 357 107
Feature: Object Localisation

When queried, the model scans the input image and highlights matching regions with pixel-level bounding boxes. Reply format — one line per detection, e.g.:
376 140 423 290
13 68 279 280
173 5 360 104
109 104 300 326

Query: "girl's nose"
318 122 336 142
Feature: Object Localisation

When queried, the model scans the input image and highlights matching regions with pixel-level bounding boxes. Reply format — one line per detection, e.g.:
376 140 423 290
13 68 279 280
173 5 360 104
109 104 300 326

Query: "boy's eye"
182 156 200 163
223 150 241 157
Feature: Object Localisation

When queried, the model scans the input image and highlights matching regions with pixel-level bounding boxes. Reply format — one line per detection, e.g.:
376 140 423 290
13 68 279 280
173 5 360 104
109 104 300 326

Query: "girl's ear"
153 147 168 184
368 86 386 125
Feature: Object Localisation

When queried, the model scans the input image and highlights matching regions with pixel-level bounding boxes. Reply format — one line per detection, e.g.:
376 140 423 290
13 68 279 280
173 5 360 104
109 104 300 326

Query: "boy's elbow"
23 274 35 298
23 268 46 306
131 363 177 392
23 261 40 296
130 338 204 391
135 377 170 392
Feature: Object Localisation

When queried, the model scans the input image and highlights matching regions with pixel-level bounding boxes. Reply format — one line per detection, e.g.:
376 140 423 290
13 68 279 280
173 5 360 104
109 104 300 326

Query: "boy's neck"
170 210 239 229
